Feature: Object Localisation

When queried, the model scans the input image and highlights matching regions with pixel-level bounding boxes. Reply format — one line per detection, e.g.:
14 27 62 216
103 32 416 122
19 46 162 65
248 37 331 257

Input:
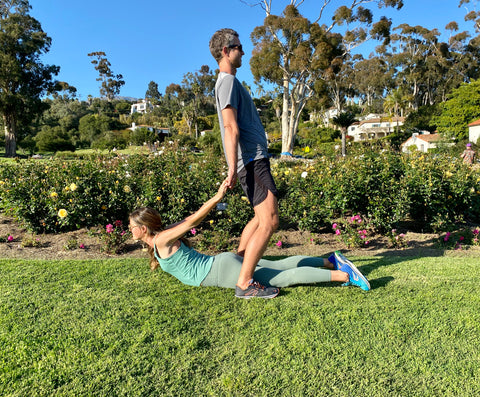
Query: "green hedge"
1 147 480 235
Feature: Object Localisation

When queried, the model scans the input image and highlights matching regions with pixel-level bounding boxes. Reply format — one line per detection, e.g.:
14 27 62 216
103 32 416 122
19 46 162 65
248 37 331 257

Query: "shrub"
1 148 480 241
332 214 372 249
96 220 130 254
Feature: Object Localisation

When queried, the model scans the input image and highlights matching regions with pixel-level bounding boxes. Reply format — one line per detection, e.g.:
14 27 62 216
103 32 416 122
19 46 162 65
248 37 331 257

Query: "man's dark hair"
209 28 239 63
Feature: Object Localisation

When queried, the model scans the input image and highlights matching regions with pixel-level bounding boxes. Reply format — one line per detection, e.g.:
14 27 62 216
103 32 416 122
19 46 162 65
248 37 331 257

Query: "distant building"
401 132 443 153
130 99 154 115
468 118 480 144
128 123 170 141
348 115 405 142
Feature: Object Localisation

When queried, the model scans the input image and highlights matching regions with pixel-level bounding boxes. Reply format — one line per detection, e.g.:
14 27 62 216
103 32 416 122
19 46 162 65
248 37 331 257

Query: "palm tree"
383 88 412 132
332 112 357 157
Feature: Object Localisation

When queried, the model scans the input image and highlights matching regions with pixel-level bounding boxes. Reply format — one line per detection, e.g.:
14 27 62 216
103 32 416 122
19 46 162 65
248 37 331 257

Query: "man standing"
209 28 279 299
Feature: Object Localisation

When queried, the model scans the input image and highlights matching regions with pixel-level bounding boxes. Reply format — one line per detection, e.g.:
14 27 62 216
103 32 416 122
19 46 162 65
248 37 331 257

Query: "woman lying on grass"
129 179 370 299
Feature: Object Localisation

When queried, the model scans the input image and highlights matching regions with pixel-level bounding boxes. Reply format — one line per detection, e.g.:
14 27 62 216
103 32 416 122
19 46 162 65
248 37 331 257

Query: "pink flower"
332 223 337 230
79 244 85 249
474 229 479 235
335 229 341 235
365 241 370 245
106 224 114 233
190 228 197 236
460 236 465 241
444 231 451 242
7 235 13 242
276 240 282 247
114 220 122 227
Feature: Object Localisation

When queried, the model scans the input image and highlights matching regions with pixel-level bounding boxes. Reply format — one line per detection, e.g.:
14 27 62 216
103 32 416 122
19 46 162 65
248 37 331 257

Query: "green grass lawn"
1 256 480 396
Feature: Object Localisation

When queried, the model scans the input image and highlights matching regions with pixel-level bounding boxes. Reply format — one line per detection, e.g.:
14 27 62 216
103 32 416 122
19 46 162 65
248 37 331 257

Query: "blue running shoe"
328 253 339 270
334 251 370 291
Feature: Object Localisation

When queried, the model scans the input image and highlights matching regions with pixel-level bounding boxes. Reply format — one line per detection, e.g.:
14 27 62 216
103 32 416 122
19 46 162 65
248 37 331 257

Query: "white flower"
301 171 308 178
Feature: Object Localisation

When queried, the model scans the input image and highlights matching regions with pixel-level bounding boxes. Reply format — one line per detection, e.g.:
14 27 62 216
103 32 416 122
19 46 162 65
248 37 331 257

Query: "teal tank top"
153 241 214 286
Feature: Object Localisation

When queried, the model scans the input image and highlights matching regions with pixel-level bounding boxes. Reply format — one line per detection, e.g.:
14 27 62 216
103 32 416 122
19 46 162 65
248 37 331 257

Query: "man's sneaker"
334 251 370 291
235 280 280 299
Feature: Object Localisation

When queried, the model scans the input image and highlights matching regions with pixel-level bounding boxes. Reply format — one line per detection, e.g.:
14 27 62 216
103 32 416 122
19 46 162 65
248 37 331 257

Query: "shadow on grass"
264 234 446 291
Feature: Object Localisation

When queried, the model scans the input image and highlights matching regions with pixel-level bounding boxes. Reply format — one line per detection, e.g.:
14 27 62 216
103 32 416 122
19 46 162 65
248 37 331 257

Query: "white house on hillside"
348 115 404 142
130 99 154 115
468 118 480 144
401 132 443 153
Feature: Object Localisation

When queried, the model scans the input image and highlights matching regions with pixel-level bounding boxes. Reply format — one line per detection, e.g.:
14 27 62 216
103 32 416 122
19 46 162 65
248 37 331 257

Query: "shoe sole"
235 293 279 299
235 288 280 299
335 251 371 291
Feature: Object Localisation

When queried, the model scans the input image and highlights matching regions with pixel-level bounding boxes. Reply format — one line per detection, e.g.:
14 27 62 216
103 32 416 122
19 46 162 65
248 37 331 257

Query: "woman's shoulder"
154 234 182 259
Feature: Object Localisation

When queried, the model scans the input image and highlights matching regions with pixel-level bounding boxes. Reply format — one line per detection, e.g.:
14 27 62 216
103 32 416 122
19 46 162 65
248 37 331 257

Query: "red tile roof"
415 134 442 142
468 118 480 127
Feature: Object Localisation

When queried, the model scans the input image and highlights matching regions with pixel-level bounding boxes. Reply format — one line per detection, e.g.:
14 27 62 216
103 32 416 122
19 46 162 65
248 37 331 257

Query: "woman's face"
128 221 144 240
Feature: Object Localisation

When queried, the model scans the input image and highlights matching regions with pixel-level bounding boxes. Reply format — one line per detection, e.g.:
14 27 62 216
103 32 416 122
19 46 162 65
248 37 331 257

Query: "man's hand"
226 168 237 189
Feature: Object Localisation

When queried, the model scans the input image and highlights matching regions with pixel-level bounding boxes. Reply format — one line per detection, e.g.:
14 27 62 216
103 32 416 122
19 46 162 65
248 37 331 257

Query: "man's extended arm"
221 105 239 189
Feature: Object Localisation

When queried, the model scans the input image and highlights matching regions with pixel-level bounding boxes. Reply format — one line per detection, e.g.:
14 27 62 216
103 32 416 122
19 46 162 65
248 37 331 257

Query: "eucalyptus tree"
250 5 343 155
353 56 392 112
0 0 60 157
181 65 216 138
387 14 480 111
248 0 403 155
88 51 125 101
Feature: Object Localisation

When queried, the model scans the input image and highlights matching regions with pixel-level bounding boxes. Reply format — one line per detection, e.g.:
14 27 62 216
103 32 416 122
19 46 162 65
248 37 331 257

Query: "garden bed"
1 214 477 261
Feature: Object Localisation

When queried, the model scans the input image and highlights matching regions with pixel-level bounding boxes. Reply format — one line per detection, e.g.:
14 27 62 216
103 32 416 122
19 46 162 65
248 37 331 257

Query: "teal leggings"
201 253 332 288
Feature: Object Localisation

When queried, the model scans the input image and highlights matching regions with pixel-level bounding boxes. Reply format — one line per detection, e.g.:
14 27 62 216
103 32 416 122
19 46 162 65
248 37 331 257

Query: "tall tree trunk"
341 127 347 157
281 76 291 155
3 113 17 158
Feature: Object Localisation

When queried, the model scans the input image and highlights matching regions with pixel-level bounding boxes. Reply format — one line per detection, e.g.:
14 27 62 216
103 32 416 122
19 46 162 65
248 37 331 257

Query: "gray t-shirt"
215 72 268 171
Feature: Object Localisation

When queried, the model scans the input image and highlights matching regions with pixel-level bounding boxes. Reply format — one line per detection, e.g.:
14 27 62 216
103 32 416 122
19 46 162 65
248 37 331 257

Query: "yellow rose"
50 192 58 198
58 209 68 218
70 183 78 191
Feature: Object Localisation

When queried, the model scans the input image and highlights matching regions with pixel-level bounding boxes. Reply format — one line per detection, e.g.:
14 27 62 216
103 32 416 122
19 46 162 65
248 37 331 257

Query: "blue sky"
28 0 472 100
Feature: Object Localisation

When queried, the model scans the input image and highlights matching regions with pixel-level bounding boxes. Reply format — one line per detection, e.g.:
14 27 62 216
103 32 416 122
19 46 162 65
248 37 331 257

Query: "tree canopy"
249 0 403 155
88 51 125 101
0 0 59 157
432 79 480 140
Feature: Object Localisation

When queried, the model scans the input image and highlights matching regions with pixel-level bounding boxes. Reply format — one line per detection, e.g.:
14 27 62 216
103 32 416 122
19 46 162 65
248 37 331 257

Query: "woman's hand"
214 179 229 202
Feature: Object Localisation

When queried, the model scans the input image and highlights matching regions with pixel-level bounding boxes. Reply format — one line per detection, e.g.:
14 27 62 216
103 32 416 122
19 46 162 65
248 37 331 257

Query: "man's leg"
236 190 279 289
237 216 258 257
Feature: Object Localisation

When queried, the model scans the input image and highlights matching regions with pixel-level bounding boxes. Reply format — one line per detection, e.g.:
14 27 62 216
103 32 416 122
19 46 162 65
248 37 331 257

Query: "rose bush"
1 146 480 243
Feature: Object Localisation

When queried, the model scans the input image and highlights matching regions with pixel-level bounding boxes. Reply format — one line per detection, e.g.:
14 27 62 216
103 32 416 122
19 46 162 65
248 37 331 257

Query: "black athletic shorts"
238 158 278 207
